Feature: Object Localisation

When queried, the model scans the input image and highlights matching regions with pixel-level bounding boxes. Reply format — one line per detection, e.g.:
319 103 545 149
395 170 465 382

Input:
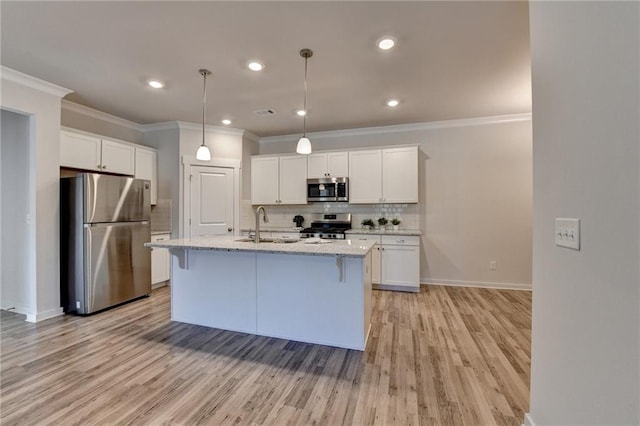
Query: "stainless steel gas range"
299 213 351 239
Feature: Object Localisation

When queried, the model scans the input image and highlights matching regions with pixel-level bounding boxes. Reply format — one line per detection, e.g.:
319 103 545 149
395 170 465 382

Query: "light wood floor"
0 285 530 426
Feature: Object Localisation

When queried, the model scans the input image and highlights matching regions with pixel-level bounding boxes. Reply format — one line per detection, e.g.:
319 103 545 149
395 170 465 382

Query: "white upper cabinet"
348 150 383 203
251 155 307 205
60 130 102 172
101 138 135 175
251 156 280 205
134 147 158 205
349 146 418 204
382 146 418 203
278 155 307 204
307 152 349 178
60 129 135 176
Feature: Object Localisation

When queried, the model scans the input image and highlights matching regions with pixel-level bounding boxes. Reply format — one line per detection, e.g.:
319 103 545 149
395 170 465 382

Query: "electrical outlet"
555 218 580 250
489 261 497 270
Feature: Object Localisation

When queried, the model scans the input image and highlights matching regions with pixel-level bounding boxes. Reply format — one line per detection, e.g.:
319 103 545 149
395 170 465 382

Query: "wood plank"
0 285 531 425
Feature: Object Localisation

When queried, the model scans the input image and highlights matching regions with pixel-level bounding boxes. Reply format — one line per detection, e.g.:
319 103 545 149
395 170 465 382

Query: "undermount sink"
235 237 299 244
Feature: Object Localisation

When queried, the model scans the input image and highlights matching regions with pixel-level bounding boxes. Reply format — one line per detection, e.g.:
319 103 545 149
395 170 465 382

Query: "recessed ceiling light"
377 37 396 51
248 61 264 71
221 119 232 125
296 109 306 117
147 80 164 89
386 99 399 107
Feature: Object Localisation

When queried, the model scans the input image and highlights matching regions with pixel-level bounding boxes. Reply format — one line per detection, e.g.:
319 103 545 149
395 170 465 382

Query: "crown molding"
176 120 245 137
259 113 532 144
1 66 72 98
243 131 260 143
139 121 180 132
62 100 145 132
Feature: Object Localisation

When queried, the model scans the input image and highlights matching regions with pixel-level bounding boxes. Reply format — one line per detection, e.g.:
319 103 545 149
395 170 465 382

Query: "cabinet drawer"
347 234 381 243
151 233 171 243
381 235 420 246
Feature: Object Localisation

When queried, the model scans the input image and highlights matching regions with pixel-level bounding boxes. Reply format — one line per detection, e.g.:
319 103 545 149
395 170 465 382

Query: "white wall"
528 2 639 425
1 109 34 314
259 116 533 289
142 125 180 236
0 68 71 322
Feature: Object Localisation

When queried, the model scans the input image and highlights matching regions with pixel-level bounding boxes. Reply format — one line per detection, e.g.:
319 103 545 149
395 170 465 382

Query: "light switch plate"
555 218 580 250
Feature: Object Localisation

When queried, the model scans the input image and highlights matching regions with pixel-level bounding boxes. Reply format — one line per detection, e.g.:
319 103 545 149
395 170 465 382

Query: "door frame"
181 155 241 238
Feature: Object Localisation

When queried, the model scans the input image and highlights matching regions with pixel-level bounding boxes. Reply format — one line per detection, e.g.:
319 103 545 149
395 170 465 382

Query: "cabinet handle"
102 165 107 169
157 238 166 241
396 239 405 243
97 164 101 169
227 227 233 232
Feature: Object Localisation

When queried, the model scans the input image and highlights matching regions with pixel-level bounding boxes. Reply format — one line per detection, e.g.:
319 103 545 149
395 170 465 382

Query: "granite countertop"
145 235 376 258
345 228 423 236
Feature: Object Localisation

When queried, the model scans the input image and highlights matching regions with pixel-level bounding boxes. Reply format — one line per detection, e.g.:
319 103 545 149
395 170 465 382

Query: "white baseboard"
26 307 64 323
523 413 536 426
1 301 31 316
422 278 532 291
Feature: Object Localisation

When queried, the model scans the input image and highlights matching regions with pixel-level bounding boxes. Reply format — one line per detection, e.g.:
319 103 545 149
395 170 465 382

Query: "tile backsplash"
151 199 172 232
240 200 419 230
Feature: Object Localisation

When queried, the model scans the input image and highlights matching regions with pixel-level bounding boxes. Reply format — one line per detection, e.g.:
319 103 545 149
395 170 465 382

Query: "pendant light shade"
296 49 313 155
196 144 211 161
196 69 212 161
296 137 312 155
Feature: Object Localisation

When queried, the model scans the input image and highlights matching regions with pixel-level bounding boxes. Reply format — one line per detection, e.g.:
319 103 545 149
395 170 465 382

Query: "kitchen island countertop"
146 235 376 257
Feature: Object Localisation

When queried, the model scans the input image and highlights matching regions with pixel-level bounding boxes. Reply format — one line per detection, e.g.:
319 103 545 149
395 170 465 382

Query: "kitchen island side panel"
256 252 370 350
171 250 257 334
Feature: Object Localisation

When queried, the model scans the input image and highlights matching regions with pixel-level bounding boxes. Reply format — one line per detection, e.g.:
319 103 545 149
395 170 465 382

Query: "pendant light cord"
202 71 207 146
303 55 308 137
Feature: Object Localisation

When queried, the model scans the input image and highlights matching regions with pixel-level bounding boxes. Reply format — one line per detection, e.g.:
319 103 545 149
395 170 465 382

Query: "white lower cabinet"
380 235 420 291
151 233 171 287
348 234 420 292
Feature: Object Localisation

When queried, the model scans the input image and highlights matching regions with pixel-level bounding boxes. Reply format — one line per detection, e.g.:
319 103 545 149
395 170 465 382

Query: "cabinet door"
327 152 349 177
349 150 382 203
135 147 157 205
251 156 280 204
381 244 420 290
382 146 418 203
278 155 307 204
151 234 171 285
60 130 102 171
101 138 135 175
347 234 381 284
307 153 328 178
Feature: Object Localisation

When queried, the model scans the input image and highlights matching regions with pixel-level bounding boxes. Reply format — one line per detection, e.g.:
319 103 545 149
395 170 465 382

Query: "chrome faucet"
255 206 269 243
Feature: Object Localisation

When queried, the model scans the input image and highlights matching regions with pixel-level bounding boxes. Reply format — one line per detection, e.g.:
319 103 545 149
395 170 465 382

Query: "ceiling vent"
254 109 276 116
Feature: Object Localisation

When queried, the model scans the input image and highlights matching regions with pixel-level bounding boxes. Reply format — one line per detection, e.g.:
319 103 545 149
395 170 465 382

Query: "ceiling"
1 1 531 137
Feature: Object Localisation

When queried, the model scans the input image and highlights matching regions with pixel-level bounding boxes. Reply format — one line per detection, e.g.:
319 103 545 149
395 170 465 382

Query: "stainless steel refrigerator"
61 173 151 314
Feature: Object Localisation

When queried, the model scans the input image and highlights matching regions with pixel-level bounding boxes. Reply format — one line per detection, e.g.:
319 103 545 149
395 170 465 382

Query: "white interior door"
189 165 234 237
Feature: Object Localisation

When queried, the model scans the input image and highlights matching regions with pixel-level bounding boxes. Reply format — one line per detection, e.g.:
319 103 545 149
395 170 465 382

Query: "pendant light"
195 69 212 161
296 49 313 155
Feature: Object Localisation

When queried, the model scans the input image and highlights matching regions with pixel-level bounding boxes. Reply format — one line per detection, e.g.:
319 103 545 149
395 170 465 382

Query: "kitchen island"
145 236 375 350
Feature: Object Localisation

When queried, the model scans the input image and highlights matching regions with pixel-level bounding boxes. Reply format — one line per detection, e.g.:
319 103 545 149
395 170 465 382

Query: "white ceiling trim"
139 121 179 132
259 113 533 144
62 100 144 132
243 131 260 144
176 121 245 137
2 66 72 98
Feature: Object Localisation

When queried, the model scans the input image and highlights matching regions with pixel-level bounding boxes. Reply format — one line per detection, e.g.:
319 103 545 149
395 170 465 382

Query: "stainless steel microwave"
307 177 349 202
